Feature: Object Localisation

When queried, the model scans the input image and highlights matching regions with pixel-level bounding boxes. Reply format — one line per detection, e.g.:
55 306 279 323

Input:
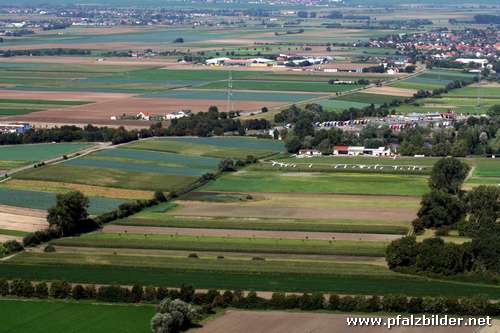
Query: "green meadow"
201 171 429 196
125 136 284 159
3 252 500 297
0 299 153 333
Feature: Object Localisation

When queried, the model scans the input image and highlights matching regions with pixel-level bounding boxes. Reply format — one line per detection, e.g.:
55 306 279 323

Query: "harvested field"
193 310 482 333
0 90 130 102
0 205 47 232
170 195 417 222
103 225 401 241
363 86 417 97
3 179 153 200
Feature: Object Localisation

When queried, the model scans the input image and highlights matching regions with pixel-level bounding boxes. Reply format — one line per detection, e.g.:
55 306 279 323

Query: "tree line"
386 157 500 279
1 279 500 318
0 107 272 146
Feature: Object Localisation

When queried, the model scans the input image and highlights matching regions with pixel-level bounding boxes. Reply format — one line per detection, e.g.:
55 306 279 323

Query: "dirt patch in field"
103 225 400 241
193 310 482 333
0 205 47 232
364 86 417 97
4 180 153 200
172 193 417 222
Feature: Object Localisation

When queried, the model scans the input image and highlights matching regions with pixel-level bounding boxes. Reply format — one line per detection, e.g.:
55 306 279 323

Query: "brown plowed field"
0 90 131 101
0 205 47 232
192 310 482 333
364 86 417 97
103 225 401 241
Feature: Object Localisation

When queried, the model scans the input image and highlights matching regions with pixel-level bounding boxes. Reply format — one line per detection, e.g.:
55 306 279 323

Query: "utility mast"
226 70 233 113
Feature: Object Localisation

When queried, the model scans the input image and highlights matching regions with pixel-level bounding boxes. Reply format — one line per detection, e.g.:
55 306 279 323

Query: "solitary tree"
429 157 470 195
47 191 90 236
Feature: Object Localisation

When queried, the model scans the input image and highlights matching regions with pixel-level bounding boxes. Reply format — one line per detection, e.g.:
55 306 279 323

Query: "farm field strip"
197 79 362 93
124 136 284 159
0 299 154 333
51 232 389 257
3 252 500 297
65 154 217 177
193 310 482 333
1 179 154 200
103 225 402 242
6 251 390 275
0 187 128 215
201 171 429 196
141 89 327 102
14 163 198 192
116 215 410 235
0 143 93 162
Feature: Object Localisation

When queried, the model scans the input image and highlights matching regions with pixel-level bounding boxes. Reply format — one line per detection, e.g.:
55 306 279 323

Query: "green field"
198 80 361 93
335 92 408 105
65 148 221 177
318 99 371 111
0 108 45 116
14 164 197 192
0 187 127 215
3 252 500 297
142 89 326 102
0 299 153 333
0 143 92 162
52 232 388 257
390 70 476 91
201 171 428 196
125 137 284 159
115 215 409 235
446 86 500 98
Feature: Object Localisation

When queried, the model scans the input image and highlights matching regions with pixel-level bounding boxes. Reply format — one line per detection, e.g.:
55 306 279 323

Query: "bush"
72 285 87 300
97 285 132 303
34 282 49 298
10 279 34 297
154 191 167 203
188 253 199 259
50 281 71 299
144 286 157 302
131 284 144 303
44 244 56 252
0 279 9 296
2 240 23 254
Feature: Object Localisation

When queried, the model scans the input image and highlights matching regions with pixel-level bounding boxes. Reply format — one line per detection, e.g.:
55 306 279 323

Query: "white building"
297 149 322 157
333 145 392 157
166 110 191 120
206 57 231 65
455 58 488 68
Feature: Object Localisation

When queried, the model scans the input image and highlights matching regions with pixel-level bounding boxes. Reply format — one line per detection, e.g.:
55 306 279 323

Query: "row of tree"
386 157 500 278
2 279 499 317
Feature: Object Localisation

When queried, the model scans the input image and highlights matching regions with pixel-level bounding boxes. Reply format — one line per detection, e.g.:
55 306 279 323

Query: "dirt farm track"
191 310 489 333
